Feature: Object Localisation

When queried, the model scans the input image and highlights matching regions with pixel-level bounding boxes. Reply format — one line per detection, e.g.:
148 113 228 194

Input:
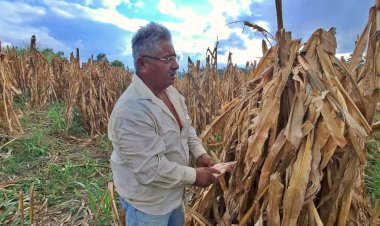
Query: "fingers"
207 159 216 167
208 167 221 175
211 161 237 174
196 154 215 167
205 154 216 166
194 167 220 187
194 161 237 187
202 167 220 182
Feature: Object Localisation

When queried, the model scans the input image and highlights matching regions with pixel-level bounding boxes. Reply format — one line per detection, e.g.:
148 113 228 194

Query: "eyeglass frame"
140 55 180 64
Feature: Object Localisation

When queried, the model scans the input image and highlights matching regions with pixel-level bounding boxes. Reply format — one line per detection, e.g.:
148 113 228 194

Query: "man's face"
141 40 179 91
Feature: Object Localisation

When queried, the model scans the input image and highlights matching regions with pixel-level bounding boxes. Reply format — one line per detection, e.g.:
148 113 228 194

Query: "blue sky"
0 0 374 71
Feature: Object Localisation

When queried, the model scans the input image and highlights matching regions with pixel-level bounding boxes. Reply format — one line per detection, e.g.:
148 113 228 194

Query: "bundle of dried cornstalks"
186 6 379 226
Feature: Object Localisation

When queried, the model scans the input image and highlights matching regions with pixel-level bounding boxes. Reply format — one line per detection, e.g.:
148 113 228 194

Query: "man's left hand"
196 154 215 167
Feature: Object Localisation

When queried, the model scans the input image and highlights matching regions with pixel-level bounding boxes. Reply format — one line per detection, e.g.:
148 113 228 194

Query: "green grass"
365 135 380 203
0 105 114 225
47 102 85 135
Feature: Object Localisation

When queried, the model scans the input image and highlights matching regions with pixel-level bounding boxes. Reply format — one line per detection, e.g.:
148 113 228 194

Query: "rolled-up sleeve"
114 108 196 188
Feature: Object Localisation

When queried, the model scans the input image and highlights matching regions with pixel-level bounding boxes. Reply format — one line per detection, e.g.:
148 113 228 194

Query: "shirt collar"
131 73 185 127
131 73 157 100
132 73 176 101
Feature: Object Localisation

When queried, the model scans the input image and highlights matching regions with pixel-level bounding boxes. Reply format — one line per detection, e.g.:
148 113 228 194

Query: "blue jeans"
120 198 184 226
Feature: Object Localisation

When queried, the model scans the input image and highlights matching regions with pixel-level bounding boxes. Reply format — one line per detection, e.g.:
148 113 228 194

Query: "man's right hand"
193 167 221 187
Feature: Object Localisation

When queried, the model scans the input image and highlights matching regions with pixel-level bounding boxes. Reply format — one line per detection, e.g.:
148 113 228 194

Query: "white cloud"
100 0 131 9
0 1 69 53
43 0 147 32
1 41 13 48
157 0 177 14
335 52 351 60
0 1 45 23
2 23 69 52
223 37 263 64
77 0 95 6
50 6 75 18
120 36 133 57
154 0 268 67
134 1 144 8
208 0 247 18
25 0 268 67
0 0 268 69
255 20 271 33
85 7 147 31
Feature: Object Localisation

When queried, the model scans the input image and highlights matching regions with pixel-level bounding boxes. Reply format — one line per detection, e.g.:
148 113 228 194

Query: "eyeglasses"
141 55 180 64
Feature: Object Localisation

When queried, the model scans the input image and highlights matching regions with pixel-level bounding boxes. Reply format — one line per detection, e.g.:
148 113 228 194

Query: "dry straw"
186 5 379 226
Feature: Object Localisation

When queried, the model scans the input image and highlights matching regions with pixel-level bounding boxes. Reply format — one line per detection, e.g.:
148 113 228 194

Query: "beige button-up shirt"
108 74 207 215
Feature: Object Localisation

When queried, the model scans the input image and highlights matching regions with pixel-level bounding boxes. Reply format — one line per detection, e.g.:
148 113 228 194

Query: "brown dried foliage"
175 48 254 134
0 49 23 134
0 39 132 137
186 6 379 226
65 51 131 137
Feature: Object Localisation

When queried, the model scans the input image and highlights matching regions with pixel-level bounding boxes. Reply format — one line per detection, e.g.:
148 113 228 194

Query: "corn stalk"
186 6 378 226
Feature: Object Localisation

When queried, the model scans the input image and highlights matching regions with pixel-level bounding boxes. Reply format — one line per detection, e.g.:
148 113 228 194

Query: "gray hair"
132 22 172 69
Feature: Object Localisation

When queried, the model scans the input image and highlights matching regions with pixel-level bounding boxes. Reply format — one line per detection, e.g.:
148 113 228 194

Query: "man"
108 22 220 226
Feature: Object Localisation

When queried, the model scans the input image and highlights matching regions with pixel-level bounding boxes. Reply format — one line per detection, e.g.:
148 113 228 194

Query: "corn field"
0 39 132 138
0 1 379 226
175 47 254 133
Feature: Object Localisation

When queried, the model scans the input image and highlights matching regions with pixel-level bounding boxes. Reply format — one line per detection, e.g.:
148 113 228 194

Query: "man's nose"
171 60 179 70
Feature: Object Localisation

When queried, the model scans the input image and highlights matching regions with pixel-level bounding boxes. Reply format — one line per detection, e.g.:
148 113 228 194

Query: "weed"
63 160 73 176
1 128 50 176
47 102 67 133
99 134 112 150
47 103 85 136
68 106 86 136
73 180 113 224
27 143 48 156
24 129 50 157
0 199 18 224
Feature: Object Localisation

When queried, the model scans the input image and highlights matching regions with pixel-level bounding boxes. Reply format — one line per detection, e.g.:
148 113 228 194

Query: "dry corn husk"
186 6 378 226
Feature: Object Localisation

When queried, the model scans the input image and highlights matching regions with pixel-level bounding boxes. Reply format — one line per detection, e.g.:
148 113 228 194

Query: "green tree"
56 51 64 58
41 48 66 63
41 48 54 61
110 59 125 68
96 53 108 63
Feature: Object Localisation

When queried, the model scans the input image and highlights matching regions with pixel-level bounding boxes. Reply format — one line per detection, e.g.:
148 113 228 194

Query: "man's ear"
136 57 148 74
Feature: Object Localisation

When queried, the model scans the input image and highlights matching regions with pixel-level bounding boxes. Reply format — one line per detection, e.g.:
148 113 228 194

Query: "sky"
0 0 375 71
